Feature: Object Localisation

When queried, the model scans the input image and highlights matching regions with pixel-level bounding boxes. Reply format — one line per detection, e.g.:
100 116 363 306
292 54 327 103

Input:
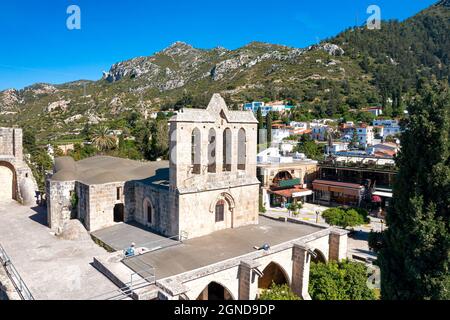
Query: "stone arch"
208 128 216 173
196 281 235 300
191 128 201 174
222 128 232 172
210 192 235 229
143 197 155 226
209 192 235 212
258 261 290 291
311 249 327 264
0 161 18 201
237 128 247 170
272 170 293 185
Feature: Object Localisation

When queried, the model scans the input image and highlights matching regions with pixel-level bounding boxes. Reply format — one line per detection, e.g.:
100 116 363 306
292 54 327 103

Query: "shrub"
322 207 369 229
309 260 376 300
259 283 300 300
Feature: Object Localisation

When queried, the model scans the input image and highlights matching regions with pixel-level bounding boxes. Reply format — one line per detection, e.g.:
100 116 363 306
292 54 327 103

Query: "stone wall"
133 184 178 237
83 182 127 232
178 183 259 239
0 128 37 204
0 127 22 161
47 180 75 232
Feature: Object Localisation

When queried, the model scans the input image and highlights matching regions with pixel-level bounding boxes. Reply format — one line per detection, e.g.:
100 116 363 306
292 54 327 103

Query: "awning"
372 191 393 198
312 179 364 197
270 188 312 198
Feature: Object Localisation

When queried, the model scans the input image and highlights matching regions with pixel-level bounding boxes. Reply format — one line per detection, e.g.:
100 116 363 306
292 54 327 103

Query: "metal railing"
121 231 188 260
0 244 34 300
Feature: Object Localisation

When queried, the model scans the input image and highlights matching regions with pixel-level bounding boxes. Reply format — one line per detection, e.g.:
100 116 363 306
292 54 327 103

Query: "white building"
310 124 329 141
326 142 349 154
272 128 291 143
356 125 374 147
244 101 294 117
372 119 401 139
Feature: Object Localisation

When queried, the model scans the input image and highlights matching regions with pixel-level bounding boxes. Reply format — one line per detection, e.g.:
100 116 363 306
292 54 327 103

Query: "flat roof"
123 216 323 280
51 156 169 186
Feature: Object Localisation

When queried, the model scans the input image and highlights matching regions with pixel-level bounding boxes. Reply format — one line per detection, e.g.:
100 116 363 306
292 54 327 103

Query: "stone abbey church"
48 94 260 239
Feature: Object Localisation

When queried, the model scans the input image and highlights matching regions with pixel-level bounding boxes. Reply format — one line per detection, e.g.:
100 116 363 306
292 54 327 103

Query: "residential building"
243 101 294 117
356 124 374 147
257 147 318 209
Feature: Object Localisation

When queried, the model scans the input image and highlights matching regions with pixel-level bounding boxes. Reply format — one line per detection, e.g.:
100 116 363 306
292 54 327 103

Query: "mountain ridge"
0 1 448 141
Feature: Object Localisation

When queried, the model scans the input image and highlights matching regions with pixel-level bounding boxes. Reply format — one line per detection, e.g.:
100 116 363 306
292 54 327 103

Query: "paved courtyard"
124 216 323 280
0 200 117 300
91 221 179 251
265 203 382 262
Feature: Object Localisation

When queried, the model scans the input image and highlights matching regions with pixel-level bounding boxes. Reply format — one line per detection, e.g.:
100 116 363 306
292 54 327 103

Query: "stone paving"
0 200 117 300
91 221 179 251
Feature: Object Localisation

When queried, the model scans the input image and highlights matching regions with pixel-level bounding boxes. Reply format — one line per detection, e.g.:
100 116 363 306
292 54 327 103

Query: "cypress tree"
257 106 263 144
378 81 450 300
266 111 273 147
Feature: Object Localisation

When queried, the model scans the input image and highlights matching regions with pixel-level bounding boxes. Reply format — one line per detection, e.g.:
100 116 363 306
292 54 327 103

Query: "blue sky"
0 0 437 90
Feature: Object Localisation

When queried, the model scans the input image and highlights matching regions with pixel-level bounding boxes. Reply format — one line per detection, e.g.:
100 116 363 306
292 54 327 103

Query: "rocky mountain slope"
0 1 448 141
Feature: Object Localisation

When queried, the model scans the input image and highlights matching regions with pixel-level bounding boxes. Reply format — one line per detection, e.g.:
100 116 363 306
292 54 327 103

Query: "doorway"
114 203 124 222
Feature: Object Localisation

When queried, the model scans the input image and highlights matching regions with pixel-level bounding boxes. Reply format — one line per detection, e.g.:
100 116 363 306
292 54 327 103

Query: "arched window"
215 200 225 222
208 128 216 173
191 128 201 174
237 128 246 170
144 198 154 225
222 128 232 172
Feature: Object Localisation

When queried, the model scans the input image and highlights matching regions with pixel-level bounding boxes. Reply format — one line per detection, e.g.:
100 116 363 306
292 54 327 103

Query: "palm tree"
91 126 117 153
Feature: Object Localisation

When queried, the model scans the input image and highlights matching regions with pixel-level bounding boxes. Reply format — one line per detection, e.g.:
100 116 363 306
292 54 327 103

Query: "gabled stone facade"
47 94 260 240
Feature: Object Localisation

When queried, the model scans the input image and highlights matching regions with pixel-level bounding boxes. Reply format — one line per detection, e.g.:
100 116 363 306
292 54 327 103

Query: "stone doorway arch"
0 161 17 201
210 192 235 229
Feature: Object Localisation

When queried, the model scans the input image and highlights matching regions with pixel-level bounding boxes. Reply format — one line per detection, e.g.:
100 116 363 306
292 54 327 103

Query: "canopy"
372 195 382 202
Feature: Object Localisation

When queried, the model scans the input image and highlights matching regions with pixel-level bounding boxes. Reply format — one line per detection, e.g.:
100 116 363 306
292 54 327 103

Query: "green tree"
259 283 300 300
256 107 263 144
294 134 324 161
309 260 376 300
322 207 369 229
378 81 450 300
91 126 117 152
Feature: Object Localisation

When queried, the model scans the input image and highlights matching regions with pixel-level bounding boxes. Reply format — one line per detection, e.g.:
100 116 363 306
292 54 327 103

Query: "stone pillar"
156 280 189 300
291 243 312 300
329 228 348 261
238 260 260 300
13 128 23 162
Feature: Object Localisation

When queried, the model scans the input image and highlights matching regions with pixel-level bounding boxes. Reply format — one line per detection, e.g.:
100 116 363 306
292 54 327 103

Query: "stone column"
329 228 348 261
291 243 312 300
238 260 260 300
